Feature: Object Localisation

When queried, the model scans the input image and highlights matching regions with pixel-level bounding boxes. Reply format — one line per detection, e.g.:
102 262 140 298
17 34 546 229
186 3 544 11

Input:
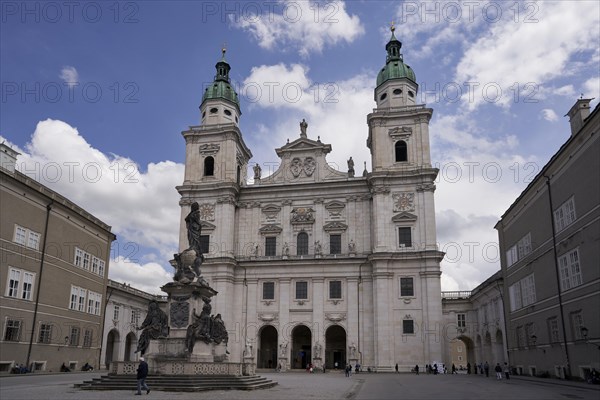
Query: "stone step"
75 374 277 392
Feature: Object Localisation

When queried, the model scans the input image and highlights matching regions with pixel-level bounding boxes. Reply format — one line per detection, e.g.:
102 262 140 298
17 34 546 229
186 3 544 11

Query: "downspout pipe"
25 200 53 369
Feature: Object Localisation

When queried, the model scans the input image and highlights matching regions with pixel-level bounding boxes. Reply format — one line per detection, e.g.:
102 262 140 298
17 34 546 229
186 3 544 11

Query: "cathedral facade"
176 30 444 372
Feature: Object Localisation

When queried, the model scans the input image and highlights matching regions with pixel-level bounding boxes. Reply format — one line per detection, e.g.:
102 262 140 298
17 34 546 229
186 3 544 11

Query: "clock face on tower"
393 192 415 212
198 204 215 221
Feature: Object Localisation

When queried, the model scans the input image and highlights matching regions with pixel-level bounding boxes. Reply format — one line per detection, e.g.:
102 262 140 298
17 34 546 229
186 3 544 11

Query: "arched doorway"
124 332 137 362
325 325 347 369
291 325 311 369
258 325 278 369
484 331 493 364
475 334 483 366
105 329 120 369
494 329 505 364
456 335 476 371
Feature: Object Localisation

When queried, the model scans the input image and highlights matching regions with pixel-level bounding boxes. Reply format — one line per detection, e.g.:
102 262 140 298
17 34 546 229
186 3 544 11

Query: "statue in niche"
300 118 308 138
279 342 288 357
314 240 322 255
313 342 322 358
348 239 356 253
253 163 262 180
349 342 357 358
244 338 253 357
283 242 290 256
347 157 355 177
135 300 169 355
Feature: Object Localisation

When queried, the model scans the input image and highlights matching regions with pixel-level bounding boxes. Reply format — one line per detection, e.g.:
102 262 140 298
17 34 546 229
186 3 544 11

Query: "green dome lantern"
201 47 240 111
376 24 416 87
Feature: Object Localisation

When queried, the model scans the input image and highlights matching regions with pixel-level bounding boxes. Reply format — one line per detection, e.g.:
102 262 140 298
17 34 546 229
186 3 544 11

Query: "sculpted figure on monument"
185 202 202 254
300 118 308 137
135 300 169 355
173 202 205 284
253 163 262 180
186 297 213 353
209 313 228 345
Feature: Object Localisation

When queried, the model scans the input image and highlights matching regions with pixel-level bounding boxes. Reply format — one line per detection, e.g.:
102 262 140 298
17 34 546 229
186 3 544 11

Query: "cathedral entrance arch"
291 324 311 369
258 325 278 369
325 325 346 369
455 335 476 370
105 329 120 369
123 332 137 362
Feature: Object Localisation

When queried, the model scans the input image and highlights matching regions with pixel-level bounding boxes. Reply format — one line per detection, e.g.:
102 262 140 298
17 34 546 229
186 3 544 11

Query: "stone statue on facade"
185 202 202 254
135 300 169 355
210 313 228 345
348 239 356 253
314 240 322 255
279 342 288 357
347 157 355 177
313 342 322 359
349 342 357 358
300 118 308 138
244 338 253 357
253 163 262 180
283 242 290 257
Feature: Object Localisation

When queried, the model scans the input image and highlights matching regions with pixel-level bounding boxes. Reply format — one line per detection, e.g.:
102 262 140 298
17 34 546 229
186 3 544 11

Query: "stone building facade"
175 30 444 371
495 99 600 380
0 143 115 373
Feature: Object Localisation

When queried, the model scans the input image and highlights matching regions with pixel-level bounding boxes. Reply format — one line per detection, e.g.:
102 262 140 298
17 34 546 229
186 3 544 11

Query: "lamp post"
581 327 600 350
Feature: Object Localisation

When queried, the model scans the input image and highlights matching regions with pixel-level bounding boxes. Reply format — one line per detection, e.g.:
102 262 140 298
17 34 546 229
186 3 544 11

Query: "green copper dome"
201 49 240 110
376 28 416 87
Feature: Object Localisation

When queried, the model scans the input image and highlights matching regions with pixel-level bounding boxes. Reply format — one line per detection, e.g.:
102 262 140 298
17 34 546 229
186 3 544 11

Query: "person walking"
484 361 490 377
136 357 150 395
452 364 457 374
414 364 419 375
395 363 399 373
466 362 471 374
495 363 502 379
503 362 510 380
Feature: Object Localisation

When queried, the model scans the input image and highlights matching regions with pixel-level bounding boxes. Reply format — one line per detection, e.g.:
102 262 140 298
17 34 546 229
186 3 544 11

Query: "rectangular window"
403 320 414 334
87 293 95 314
83 253 90 270
21 272 34 300
554 196 576 232
38 323 52 344
91 257 99 274
70 286 78 310
457 313 466 328
329 281 342 299
571 312 584 340
14 225 27 245
113 305 120 320
98 259 105 277
70 286 86 312
263 282 275 300
330 234 341 255
69 326 80 346
78 288 86 312
516 326 524 348
296 281 308 299
27 231 41 250
131 309 139 325
506 245 518 267
398 227 412 247
4 319 22 341
265 237 276 256
558 248 583 291
547 318 559 343
90 292 101 315
83 329 93 347
74 248 84 268
400 277 414 297
517 233 532 260
6 268 21 298
521 274 537 307
509 283 522 311
199 235 210 255
525 323 535 346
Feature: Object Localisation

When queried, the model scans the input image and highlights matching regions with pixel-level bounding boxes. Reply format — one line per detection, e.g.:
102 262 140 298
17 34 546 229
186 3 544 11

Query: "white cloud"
541 108 558 122
233 0 364 57
59 66 79 88
6 120 184 263
583 76 600 108
455 1 600 110
109 257 173 295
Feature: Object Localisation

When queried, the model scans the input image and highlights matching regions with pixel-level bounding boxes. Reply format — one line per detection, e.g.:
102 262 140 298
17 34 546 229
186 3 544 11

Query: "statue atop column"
347 157 355 177
253 163 262 180
173 202 205 284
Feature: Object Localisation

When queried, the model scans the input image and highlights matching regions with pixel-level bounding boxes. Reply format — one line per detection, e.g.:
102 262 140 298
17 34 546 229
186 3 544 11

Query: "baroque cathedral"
175 27 444 372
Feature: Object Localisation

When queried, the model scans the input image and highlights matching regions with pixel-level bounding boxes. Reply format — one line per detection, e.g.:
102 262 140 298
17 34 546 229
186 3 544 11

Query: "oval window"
380 93 387 101
224 109 232 116
408 91 414 98
210 107 218 114
393 89 402 95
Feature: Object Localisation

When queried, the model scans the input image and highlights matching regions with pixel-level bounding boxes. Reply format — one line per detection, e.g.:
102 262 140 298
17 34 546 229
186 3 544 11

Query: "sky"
1 0 599 295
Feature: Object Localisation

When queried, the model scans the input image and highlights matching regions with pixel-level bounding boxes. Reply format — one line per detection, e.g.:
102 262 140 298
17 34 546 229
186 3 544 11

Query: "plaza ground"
1 370 598 400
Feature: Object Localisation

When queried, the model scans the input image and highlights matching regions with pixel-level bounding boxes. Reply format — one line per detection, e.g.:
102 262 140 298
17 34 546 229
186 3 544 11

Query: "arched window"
204 156 214 176
395 140 408 162
236 165 241 184
297 232 308 256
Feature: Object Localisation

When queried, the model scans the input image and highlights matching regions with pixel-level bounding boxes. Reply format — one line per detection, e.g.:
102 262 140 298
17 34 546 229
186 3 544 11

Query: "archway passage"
258 325 278 369
291 325 312 369
325 325 347 369
105 329 120 369
455 335 476 372
124 332 137 362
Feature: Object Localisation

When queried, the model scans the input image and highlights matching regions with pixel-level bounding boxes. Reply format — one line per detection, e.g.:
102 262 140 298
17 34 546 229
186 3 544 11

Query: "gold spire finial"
390 20 395 32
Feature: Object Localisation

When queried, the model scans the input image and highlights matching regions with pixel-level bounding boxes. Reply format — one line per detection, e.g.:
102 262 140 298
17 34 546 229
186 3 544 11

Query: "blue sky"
2 1 599 294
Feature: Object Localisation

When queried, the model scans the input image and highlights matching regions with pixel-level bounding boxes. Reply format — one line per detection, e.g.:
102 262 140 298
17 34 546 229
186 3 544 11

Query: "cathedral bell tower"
365 24 443 370
178 48 252 258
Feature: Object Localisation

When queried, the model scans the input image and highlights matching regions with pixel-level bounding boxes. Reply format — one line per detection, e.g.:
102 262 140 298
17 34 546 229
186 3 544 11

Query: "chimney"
565 98 593 136
0 142 20 173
